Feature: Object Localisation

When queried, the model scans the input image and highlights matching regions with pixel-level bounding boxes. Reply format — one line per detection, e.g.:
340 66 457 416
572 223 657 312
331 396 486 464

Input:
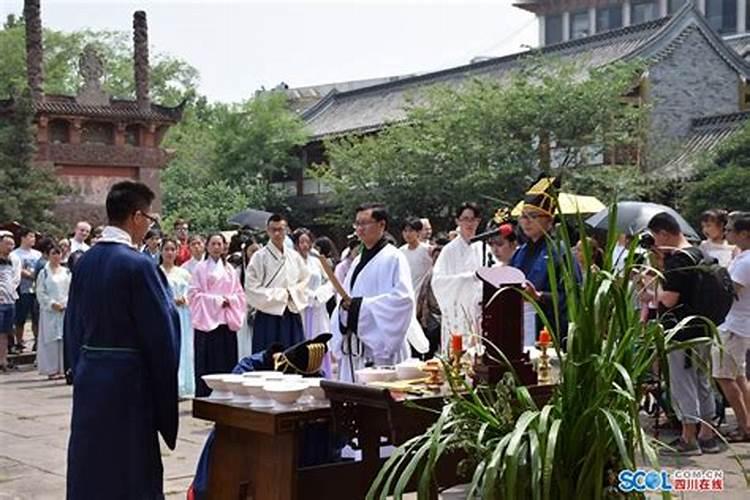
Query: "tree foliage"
1 14 199 105
160 94 300 233
679 123 750 224
318 58 646 231
213 92 308 186
0 91 65 233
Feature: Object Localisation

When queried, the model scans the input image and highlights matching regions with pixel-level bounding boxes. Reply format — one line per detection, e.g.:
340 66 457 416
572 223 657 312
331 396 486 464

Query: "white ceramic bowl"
229 380 256 403
355 367 398 384
242 370 281 379
303 378 327 402
263 381 307 406
241 379 273 407
282 374 303 382
201 374 233 399
262 373 286 382
396 360 426 380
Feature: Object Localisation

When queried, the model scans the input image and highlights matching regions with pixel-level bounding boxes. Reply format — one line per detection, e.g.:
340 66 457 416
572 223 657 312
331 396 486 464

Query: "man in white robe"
332 203 425 382
246 214 310 353
431 202 484 354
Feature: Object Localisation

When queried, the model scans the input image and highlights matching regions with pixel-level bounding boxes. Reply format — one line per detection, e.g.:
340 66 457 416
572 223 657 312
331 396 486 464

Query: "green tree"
213 92 308 186
318 59 646 231
161 97 293 233
0 91 65 233
0 15 198 105
679 124 750 224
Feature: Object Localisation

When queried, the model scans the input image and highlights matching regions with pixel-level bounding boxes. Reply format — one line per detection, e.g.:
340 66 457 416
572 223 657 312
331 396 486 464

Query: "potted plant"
367 207 717 500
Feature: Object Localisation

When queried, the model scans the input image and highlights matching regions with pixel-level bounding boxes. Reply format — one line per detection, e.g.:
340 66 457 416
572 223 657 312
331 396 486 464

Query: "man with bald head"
70 221 91 254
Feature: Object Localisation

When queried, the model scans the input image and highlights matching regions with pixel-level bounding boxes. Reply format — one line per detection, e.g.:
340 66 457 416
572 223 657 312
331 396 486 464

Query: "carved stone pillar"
115 122 126 146
70 119 82 145
36 115 48 143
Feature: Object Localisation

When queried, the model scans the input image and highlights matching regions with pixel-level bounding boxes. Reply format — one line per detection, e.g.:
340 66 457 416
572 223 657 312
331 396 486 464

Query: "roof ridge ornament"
76 44 110 107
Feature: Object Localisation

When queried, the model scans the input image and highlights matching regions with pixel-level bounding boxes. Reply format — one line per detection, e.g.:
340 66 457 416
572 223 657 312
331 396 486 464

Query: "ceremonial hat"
522 176 560 217
273 333 332 375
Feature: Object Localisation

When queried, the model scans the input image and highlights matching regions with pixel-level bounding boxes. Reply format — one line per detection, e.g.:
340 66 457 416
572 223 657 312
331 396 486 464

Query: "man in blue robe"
64 181 180 500
511 177 579 344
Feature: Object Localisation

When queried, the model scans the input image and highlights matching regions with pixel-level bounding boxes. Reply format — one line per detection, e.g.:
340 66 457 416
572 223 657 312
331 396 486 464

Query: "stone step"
9 351 37 366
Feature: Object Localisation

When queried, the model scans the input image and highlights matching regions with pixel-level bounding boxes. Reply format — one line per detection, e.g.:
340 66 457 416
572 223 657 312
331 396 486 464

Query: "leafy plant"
367 205 719 500
317 58 646 232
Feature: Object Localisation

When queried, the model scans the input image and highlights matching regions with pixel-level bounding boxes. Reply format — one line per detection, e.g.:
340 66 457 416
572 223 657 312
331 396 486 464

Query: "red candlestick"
538 328 551 346
451 333 463 354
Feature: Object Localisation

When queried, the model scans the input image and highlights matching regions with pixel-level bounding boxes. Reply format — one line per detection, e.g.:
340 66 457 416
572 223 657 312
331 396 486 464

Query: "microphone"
469 228 500 243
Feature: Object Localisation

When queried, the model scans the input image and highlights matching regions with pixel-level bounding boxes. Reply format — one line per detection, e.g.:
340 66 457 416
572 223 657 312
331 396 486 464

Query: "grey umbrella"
227 208 273 229
585 201 700 241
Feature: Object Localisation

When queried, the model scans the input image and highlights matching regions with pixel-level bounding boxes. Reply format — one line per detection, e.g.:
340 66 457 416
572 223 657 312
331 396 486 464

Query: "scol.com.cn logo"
618 469 724 493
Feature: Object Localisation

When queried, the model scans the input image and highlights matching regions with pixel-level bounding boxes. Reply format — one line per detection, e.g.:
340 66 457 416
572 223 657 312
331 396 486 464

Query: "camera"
638 231 655 250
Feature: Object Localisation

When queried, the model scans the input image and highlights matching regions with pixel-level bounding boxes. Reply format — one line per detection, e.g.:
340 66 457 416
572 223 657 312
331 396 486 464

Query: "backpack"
683 250 735 328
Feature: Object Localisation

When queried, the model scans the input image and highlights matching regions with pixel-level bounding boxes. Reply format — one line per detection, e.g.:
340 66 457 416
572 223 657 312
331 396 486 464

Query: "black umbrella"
227 208 273 230
585 201 700 241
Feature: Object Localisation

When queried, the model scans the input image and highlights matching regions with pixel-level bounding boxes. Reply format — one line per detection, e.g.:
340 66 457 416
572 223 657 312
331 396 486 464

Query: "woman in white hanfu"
331 203 428 382
36 243 71 379
237 239 261 360
431 202 484 354
161 238 195 398
293 228 335 376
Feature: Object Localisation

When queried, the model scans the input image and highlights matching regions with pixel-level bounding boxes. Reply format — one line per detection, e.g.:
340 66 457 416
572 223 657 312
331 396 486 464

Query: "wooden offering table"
193 387 459 500
193 398 343 500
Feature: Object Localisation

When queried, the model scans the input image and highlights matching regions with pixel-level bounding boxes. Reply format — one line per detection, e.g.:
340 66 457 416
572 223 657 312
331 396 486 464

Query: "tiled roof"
302 5 750 140
726 33 750 59
0 94 183 122
657 111 750 178
281 75 416 115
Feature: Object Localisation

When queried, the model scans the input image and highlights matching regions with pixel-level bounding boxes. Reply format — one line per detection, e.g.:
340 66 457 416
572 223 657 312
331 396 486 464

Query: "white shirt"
70 238 90 253
699 240 736 268
98 226 135 248
431 236 484 352
721 249 750 337
399 242 432 294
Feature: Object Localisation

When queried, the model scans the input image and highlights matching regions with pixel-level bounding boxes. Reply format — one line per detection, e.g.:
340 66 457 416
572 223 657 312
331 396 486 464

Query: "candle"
451 333 463 354
538 328 551 346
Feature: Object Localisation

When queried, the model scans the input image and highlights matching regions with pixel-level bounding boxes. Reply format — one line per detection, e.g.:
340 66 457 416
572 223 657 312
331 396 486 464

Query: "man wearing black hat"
510 177 576 345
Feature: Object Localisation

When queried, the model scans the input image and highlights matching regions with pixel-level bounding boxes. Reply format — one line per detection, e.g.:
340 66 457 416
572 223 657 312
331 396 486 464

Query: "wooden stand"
475 266 537 385
193 399 363 500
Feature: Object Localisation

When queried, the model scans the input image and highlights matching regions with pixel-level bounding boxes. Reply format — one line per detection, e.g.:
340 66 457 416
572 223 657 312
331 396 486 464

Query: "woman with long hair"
161 238 195 398
36 243 70 379
188 233 246 397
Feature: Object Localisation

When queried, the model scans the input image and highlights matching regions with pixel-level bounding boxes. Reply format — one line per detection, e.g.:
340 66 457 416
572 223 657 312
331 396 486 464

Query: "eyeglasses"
137 211 159 228
352 220 379 229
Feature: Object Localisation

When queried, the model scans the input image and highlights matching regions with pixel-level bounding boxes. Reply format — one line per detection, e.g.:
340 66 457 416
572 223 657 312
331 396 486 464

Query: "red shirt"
175 242 191 266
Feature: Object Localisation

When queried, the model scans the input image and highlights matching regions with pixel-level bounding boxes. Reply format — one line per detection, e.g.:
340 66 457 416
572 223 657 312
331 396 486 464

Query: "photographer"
643 212 719 455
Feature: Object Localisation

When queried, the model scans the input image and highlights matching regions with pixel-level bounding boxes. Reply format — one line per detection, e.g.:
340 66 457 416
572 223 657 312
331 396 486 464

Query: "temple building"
0 2 182 225
513 0 749 46
269 3 750 225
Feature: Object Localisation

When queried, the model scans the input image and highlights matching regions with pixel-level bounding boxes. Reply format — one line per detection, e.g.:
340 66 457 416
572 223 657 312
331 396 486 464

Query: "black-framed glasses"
352 220 378 230
137 211 159 228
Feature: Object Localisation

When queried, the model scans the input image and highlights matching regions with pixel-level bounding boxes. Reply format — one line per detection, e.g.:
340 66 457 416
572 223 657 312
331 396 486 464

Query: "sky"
1 0 538 103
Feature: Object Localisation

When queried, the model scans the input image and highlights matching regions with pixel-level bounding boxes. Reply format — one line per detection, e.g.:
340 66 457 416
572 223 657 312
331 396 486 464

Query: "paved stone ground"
0 365 213 499
1 363 748 499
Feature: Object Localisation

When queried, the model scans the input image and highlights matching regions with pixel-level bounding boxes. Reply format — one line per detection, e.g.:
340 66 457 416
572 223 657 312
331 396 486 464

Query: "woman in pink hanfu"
189 233 246 397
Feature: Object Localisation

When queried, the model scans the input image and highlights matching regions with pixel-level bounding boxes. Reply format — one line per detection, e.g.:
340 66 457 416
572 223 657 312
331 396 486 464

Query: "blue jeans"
14 293 38 329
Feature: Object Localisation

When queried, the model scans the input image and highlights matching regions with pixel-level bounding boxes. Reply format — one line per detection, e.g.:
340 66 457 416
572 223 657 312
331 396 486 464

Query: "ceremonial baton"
309 249 351 304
